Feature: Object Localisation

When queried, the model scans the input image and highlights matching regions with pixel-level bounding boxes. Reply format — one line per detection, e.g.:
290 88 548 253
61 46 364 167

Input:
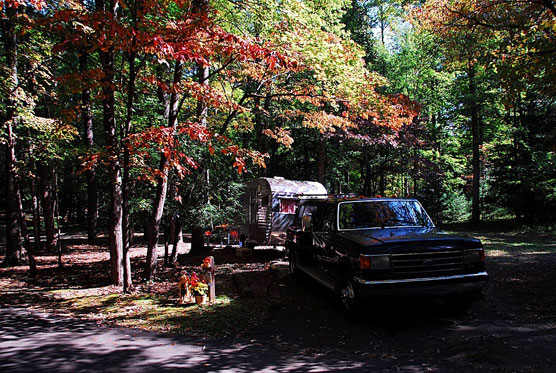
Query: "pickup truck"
286 197 488 311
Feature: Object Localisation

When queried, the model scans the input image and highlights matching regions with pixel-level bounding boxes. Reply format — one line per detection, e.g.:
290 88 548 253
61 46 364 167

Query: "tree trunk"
468 63 481 225
79 51 98 243
121 16 138 291
188 0 211 256
380 169 386 196
317 138 326 184
194 0 210 126
1 7 23 266
169 214 182 264
38 163 57 252
363 149 372 196
25 143 39 277
190 227 205 255
53 170 63 268
17 178 35 275
145 61 183 281
30 163 41 253
98 0 124 286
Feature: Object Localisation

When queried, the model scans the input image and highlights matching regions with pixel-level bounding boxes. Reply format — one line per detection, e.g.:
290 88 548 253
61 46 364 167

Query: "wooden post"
201 256 216 303
208 256 215 302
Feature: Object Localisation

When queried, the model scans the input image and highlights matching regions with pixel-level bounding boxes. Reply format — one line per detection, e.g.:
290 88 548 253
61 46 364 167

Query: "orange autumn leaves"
50 0 420 178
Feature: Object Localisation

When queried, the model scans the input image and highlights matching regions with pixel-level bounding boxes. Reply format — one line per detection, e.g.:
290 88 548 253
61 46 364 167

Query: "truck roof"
320 196 418 203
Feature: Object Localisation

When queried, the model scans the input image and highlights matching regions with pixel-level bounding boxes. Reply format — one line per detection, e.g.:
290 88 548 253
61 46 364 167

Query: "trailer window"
280 199 297 214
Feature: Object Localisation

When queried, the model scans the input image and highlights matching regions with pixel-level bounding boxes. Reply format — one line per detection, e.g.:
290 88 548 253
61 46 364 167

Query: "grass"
441 220 556 257
48 291 271 337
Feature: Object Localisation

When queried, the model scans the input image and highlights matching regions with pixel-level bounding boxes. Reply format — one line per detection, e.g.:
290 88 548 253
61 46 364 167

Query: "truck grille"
391 250 464 278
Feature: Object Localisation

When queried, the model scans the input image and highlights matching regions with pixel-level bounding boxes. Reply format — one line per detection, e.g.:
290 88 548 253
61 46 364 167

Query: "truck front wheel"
337 279 361 315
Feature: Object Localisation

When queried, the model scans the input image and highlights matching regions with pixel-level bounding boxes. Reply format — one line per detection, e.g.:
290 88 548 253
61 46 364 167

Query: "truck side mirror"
302 216 312 232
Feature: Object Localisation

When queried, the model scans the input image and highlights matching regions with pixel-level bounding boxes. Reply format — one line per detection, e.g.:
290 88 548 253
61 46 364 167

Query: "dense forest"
2 0 555 289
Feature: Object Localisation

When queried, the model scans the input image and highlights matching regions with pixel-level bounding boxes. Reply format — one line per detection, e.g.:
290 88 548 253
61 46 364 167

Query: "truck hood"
335 227 481 253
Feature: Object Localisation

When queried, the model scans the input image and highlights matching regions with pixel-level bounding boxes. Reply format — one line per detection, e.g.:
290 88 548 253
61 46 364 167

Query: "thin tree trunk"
79 51 98 243
30 162 41 253
363 149 372 196
1 7 23 266
17 179 35 275
121 9 138 291
380 169 386 196
194 0 210 126
26 140 39 277
189 0 211 256
317 138 326 184
38 163 57 252
53 170 63 268
469 63 481 225
170 215 182 264
145 60 183 281
98 0 124 285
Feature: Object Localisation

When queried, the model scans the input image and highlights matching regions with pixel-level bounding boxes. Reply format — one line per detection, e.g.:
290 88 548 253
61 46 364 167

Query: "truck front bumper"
353 272 489 298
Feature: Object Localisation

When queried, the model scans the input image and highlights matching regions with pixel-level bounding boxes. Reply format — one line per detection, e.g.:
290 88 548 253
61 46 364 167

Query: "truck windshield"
338 200 433 230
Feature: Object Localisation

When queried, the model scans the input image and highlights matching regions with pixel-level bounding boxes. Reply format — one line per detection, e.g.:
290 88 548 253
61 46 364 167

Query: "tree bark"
317 138 326 184
145 61 183 281
38 163 57 252
190 227 205 255
169 213 181 264
194 0 210 126
188 0 211 255
16 174 36 275
79 51 98 243
28 165 40 277
98 0 124 285
121 9 138 291
1 7 24 266
30 162 41 252
363 149 372 196
468 63 481 225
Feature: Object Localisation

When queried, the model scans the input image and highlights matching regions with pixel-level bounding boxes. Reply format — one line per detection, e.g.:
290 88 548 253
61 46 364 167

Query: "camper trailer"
242 177 327 246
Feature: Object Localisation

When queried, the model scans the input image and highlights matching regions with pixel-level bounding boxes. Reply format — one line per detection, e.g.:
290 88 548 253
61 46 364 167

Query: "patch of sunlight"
486 249 510 257
49 289 68 294
523 251 554 256
36 291 267 337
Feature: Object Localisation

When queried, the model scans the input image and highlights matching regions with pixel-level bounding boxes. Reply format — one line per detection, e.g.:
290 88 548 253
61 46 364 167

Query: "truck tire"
337 279 361 316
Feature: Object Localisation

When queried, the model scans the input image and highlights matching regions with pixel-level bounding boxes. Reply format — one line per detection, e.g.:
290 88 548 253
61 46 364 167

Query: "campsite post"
201 256 216 302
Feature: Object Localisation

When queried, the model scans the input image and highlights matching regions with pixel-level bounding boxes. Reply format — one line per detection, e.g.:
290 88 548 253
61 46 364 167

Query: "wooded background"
2 0 555 290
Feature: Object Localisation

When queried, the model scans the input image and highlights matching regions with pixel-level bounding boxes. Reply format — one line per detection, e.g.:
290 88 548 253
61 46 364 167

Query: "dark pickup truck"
286 197 488 311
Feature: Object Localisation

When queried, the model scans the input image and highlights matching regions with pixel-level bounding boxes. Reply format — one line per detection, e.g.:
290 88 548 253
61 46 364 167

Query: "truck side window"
321 205 336 231
312 205 325 231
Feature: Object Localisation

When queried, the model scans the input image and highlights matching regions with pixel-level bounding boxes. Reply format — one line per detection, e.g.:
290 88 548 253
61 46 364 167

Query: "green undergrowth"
441 220 556 257
440 219 556 236
54 292 270 337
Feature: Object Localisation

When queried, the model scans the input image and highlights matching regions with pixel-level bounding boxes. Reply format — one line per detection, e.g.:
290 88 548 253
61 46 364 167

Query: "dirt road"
2 229 556 371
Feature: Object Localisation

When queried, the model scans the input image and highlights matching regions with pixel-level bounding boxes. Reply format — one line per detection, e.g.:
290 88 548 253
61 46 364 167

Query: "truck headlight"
360 254 391 270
